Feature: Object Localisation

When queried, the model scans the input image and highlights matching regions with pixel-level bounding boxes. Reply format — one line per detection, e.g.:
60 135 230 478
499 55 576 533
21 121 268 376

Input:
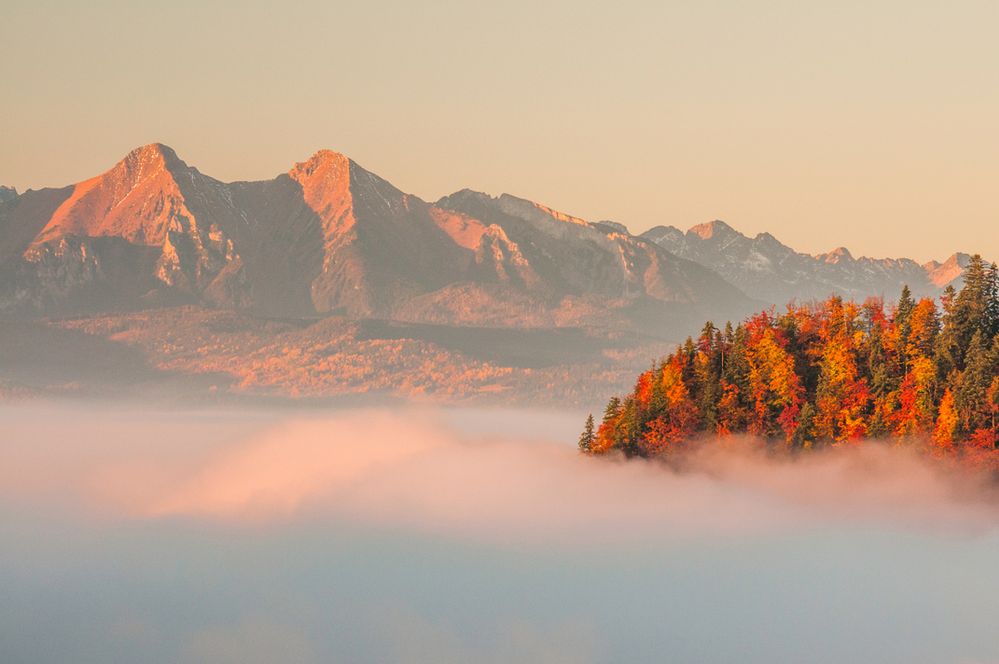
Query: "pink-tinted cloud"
1 405 996 546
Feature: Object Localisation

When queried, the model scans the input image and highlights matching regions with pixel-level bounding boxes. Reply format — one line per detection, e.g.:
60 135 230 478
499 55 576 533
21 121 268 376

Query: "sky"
2 0 998 262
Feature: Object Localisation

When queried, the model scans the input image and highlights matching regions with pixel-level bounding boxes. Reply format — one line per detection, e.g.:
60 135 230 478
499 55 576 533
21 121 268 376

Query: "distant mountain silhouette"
642 219 970 305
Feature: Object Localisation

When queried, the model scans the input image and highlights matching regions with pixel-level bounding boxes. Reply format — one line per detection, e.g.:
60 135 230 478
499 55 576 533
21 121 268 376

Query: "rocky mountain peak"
924 252 971 288
435 189 492 208
289 149 352 182
118 143 185 175
592 220 629 235
642 225 683 240
640 225 686 254
819 246 854 263
0 186 17 204
689 219 738 241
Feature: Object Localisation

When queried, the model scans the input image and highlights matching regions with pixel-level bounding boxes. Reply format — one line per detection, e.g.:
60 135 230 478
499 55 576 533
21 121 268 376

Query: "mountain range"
1 145 973 331
641 221 969 305
0 144 981 404
0 144 749 338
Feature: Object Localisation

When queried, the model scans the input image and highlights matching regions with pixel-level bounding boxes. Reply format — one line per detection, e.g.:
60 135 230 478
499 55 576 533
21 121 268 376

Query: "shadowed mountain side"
355 319 659 369
0 318 231 396
11 306 674 406
433 190 757 335
0 185 75 265
222 174 326 317
0 238 174 316
435 190 745 305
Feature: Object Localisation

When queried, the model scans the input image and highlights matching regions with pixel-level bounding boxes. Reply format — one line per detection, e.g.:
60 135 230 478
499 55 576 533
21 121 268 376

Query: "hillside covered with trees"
580 256 999 464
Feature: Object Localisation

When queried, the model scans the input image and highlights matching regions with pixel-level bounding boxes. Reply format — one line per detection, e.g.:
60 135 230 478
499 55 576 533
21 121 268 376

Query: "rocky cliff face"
1 145 253 313
435 191 746 309
642 220 970 304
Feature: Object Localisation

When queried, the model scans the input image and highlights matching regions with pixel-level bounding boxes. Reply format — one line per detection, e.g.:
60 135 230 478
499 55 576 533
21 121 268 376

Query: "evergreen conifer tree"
578 414 596 453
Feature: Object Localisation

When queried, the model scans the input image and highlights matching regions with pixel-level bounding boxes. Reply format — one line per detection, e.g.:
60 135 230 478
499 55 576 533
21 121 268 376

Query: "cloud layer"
4 402 999 664
3 404 996 545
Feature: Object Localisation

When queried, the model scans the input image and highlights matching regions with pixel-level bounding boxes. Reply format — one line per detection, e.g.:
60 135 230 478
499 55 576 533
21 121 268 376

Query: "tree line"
580 256 999 460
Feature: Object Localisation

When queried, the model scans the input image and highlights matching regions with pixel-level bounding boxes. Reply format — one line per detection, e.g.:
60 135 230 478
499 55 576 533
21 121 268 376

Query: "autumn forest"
581 256 999 465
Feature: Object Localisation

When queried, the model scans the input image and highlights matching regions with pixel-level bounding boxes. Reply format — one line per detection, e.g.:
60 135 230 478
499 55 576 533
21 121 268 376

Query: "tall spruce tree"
895 285 916 364
986 262 999 338
578 414 596 453
956 330 992 435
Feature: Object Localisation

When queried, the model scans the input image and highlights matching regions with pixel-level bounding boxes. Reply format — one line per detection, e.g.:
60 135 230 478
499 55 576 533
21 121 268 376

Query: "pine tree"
896 285 915 326
909 298 940 359
694 323 721 431
986 377 999 443
987 262 999 338
618 397 641 457
723 324 751 402
956 331 991 435
578 414 595 453
894 285 916 369
591 396 623 453
792 402 816 449
949 255 991 363
865 307 893 401
603 396 622 422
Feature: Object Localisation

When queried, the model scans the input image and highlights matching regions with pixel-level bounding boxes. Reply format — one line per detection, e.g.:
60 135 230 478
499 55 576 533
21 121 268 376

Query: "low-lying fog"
2 402 998 663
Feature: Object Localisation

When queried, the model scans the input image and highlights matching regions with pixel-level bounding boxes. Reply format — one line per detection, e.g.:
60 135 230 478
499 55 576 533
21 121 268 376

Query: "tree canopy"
585 256 999 467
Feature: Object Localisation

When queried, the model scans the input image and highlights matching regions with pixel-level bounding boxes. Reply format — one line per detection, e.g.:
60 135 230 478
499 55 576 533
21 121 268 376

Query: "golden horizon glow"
2 0 998 263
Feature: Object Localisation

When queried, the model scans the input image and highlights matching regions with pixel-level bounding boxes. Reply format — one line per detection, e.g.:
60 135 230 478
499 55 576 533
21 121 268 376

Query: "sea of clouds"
2 402 998 663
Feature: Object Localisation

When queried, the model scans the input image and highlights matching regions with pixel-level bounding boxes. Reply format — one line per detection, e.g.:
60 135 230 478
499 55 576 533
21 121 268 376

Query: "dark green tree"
578 414 596 453
955 255 991 345
956 330 993 435
935 284 960 378
617 397 642 457
791 402 816 449
894 284 915 362
986 262 999 338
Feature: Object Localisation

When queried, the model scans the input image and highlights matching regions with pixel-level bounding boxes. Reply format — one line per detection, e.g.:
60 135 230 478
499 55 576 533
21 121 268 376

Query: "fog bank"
2 403 996 542
2 402 999 663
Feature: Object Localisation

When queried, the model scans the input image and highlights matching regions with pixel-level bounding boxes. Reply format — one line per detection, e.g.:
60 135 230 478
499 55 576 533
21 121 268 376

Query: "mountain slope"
0 144 259 313
433 190 753 330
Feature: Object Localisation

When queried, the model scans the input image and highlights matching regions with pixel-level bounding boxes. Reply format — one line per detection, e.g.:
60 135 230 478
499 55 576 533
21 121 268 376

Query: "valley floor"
0 306 672 408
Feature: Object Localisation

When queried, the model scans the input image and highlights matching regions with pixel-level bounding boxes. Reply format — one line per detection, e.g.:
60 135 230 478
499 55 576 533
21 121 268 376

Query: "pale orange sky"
2 0 997 262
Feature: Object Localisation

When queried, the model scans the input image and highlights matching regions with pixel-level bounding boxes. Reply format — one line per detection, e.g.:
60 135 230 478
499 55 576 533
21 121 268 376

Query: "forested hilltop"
580 256 999 463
